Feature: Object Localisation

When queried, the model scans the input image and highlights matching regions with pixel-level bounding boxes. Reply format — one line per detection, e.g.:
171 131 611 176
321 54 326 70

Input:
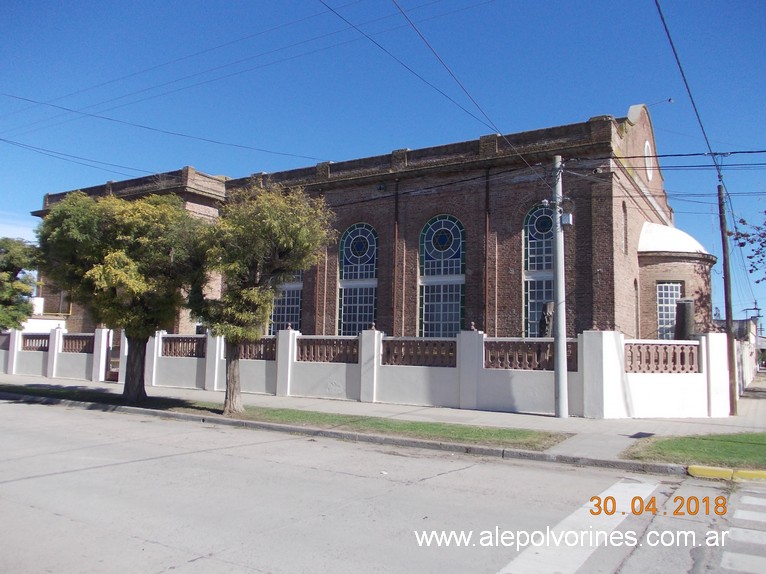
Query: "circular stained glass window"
526 206 554 241
534 215 553 235
423 216 462 261
351 236 369 257
432 228 453 252
342 224 376 266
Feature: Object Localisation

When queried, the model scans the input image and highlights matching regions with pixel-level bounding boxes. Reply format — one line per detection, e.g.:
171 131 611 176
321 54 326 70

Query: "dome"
637 222 709 254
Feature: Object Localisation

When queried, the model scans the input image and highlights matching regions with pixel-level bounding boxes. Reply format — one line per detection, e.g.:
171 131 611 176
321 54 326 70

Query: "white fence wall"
136 329 730 419
1 326 732 419
1 328 110 382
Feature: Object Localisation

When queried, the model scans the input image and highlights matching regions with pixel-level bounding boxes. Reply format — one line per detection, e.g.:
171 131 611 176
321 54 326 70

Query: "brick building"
34 104 716 339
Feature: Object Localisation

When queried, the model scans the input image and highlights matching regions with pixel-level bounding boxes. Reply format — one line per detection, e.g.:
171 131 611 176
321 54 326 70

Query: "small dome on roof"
638 222 709 254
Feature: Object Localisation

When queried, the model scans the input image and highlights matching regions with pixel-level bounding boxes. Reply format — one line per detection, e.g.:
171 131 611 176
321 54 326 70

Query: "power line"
654 0 723 183
0 2 363 122
388 0 553 192
654 0 756 317
0 93 327 162
317 0 491 129
3 1 488 146
0 137 152 178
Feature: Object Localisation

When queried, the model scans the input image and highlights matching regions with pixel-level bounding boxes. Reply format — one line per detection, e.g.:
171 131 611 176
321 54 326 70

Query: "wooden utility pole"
717 183 738 416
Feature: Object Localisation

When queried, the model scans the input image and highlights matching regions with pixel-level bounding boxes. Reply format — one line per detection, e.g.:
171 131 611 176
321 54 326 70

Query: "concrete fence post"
276 329 298 397
7 329 21 375
704 332 729 417
46 327 63 378
118 330 128 383
458 329 484 410
581 330 626 418
204 331 223 391
91 328 111 382
144 331 163 387
359 329 382 403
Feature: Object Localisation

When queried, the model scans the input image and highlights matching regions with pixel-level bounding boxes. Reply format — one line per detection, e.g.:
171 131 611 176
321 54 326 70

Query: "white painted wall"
376 365 459 408
14 351 47 376
56 353 94 381
21 317 66 332
290 361 360 401
154 356 206 389
240 361 277 394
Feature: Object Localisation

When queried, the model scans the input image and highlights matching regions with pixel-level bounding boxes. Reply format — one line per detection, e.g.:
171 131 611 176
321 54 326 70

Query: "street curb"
688 464 766 481
0 391 687 476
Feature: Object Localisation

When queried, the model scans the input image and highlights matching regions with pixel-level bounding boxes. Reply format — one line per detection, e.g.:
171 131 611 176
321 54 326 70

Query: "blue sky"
2 0 764 321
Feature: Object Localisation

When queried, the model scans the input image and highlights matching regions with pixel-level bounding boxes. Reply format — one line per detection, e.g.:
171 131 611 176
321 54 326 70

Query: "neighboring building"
32 167 227 334
32 105 716 339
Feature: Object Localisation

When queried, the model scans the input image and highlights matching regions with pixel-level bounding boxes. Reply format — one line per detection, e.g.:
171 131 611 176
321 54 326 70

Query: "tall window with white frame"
656 281 682 339
338 223 378 336
419 215 465 337
269 271 303 335
524 204 555 337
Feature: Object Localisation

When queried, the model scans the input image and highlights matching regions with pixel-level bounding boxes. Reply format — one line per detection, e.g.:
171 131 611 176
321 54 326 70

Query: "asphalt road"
1 399 762 573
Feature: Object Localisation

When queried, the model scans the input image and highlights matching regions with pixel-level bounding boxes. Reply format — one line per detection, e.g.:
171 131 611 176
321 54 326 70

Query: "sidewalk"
2 372 765 475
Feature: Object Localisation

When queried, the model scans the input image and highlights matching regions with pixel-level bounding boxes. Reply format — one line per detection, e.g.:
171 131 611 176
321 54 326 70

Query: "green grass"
0 383 566 451
626 433 766 470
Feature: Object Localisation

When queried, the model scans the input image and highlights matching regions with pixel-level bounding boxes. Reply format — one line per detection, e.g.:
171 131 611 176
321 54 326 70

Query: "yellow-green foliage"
37 192 201 338
190 186 335 343
0 237 36 330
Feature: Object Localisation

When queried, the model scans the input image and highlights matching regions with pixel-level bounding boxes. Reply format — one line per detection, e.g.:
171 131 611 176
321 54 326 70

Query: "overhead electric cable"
0 138 152 177
3 0 476 139
0 0 367 122
0 93 327 162
654 0 724 182
317 0 492 129
388 0 553 191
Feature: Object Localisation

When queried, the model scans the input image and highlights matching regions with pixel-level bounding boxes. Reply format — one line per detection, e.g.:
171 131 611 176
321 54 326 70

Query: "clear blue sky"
2 0 764 322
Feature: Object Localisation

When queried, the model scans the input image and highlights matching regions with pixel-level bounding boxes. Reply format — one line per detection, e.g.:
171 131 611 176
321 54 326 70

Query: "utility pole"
717 183 738 416
553 155 568 418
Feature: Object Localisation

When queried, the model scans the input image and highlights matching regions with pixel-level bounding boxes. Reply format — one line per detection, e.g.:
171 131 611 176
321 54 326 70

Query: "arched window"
419 215 465 337
338 223 377 336
269 271 303 335
523 204 554 337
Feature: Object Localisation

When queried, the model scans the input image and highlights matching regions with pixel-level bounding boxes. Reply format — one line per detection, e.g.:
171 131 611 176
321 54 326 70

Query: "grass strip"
0 383 567 451
626 433 766 470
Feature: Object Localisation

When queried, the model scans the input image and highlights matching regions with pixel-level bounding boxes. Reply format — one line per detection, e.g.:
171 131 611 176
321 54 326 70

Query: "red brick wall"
638 254 716 338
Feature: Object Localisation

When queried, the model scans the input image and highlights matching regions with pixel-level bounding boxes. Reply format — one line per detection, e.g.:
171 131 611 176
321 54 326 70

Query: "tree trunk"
223 339 244 416
123 335 149 404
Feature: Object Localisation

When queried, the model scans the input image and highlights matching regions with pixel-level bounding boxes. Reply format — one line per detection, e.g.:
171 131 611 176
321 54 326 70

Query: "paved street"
1 399 763 573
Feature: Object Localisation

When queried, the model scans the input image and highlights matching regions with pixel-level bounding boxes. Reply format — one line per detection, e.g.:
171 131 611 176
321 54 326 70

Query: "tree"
189 186 334 416
0 237 37 330
37 192 200 403
733 214 766 283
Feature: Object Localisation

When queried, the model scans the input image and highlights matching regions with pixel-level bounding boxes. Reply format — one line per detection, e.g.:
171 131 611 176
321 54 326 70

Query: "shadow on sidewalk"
0 383 223 415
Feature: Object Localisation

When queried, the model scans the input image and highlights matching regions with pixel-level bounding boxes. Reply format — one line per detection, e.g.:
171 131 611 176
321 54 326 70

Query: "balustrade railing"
22 333 49 352
297 337 359 363
624 341 700 373
162 335 206 358
484 338 578 371
62 334 94 353
239 337 277 361
382 338 457 367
